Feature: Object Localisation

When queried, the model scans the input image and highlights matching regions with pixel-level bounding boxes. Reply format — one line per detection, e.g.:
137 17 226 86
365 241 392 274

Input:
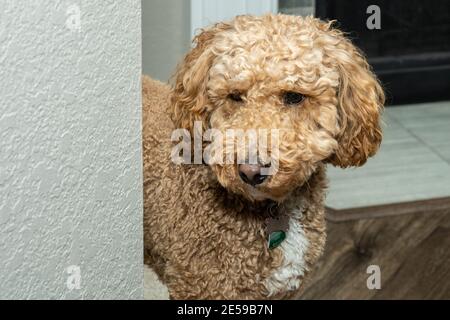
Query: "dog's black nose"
238 164 267 185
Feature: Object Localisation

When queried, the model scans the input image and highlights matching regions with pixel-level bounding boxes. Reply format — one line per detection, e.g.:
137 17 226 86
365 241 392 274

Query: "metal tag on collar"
265 204 289 250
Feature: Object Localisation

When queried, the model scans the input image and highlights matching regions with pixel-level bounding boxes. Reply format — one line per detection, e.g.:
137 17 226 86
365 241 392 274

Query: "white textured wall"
0 0 142 299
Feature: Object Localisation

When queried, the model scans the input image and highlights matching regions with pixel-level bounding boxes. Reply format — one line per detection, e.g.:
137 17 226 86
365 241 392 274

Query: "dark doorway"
315 0 450 105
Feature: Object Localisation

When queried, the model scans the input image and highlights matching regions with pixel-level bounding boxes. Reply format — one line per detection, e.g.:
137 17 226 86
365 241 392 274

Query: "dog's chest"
208 195 310 298
262 205 309 297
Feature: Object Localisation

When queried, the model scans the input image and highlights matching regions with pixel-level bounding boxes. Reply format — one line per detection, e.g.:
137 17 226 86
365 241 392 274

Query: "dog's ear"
326 31 385 168
170 22 231 133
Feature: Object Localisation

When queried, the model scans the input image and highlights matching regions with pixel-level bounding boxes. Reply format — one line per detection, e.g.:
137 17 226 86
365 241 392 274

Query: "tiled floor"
326 101 450 210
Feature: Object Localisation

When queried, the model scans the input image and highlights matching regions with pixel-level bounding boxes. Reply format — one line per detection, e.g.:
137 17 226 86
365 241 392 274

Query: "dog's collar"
265 202 289 250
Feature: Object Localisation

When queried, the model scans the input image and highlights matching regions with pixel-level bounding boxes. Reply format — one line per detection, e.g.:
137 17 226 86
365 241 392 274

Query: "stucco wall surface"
0 0 142 299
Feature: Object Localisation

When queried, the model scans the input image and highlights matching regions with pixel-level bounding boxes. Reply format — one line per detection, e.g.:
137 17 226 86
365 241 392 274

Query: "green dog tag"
265 210 289 250
268 230 286 249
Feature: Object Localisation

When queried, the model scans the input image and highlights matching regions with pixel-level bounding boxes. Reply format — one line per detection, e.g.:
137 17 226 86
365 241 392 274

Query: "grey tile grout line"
387 109 450 165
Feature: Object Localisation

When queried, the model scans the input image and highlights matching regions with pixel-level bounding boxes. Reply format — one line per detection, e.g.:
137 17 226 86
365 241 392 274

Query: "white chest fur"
263 206 309 297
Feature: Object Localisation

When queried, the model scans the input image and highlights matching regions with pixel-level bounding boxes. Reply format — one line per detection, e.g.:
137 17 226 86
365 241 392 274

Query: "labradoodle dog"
143 14 384 299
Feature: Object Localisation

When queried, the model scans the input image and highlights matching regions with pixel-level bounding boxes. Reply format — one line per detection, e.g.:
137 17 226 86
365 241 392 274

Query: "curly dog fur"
143 14 384 299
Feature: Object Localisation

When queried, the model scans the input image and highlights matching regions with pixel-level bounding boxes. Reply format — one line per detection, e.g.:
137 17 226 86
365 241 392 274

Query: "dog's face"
171 15 384 202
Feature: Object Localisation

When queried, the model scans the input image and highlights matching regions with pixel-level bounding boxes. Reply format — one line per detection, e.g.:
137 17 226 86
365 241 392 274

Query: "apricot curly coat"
143 14 384 299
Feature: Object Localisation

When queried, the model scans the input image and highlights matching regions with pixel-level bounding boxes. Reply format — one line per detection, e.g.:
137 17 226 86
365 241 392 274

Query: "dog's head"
171 15 384 202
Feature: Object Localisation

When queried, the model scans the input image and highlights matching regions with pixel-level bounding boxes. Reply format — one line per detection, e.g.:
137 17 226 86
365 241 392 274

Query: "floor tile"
326 101 450 210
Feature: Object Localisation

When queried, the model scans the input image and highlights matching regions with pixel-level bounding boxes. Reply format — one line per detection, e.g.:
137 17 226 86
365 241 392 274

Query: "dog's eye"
283 91 305 106
228 92 243 102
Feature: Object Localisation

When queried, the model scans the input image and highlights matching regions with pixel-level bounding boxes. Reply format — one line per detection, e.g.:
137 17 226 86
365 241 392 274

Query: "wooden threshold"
326 196 450 222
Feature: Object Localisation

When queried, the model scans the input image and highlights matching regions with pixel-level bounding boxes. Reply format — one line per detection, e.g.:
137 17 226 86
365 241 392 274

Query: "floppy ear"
170 22 232 133
327 33 385 168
